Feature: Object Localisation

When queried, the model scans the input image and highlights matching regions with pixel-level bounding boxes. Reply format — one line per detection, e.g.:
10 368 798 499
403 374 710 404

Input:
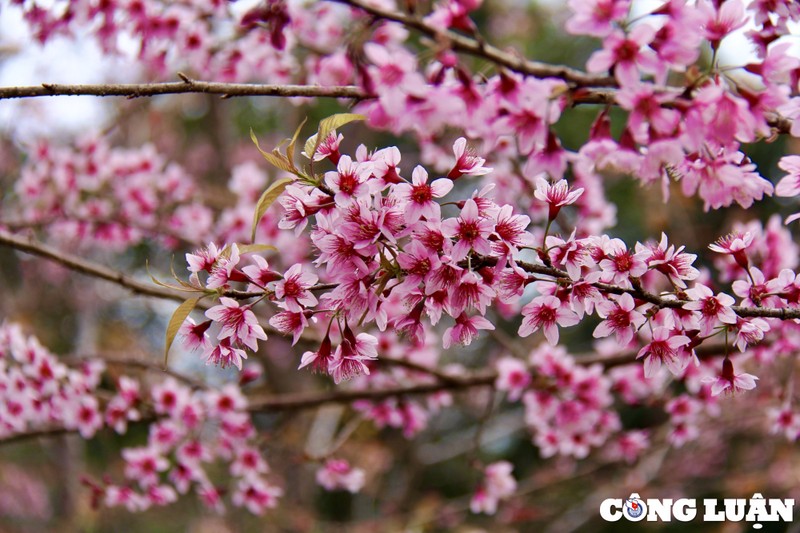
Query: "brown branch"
380 356 464 385
72 354 207 389
509 257 800 320
0 229 193 304
246 372 495 412
0 229 327 306
0 78 791 134
330 0 614 87
0 77 371 101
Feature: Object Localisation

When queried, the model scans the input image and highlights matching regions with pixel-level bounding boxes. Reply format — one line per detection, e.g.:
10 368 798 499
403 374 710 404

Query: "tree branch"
0 78 370 101
0 229 192 304
246 372 495 412
0 78 791 134
73 354 207 389
508 257 800 320
329 0 614 87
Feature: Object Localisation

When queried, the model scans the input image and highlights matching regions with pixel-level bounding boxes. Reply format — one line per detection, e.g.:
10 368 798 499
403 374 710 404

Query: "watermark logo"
600 493 794 529
623 494 646 521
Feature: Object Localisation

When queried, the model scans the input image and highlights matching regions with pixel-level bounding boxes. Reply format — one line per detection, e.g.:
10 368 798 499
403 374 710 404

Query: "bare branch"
246 373 495 412
0 79 370 101
0 229 192 304
72 354 207 389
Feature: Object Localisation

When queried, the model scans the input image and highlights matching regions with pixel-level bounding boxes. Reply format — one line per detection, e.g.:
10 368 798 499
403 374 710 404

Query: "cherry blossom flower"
698 0 747 47
268 310 310 345
495 357 531 401
470 461 517 515
703 357 758 397
767 405 800 440
640 233 699 289
441 199 495 261
586 26 664 85
205 298 267 351
519 295 580 344
186 243 220 274
708 231 754 269
274 264 319 312
443 313 495 348
299 334 334 374
122 447 169 489
328 329 379 384
593 293 646 346
203 338 248 370
447 270 496 316
231 477 283 515
775 156 800 222
533 177 584 221
242 255 281 288
447 137 492 179
393 166 453 223
316 459 366 493
615 83 680 143
683 284 737 335
207 244 247 289
303 131 343 163
732 317 770 352
178 318 212 351
565 0 630 37
594 239 649 286
636 327 691 378
324 155 372 206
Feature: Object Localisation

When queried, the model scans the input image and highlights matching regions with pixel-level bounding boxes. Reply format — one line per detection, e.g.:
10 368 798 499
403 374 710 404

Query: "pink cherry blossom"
205 297 267 351
274 264 319 312
565 0 630 37
586 25 664 85
593 293 646 346
703 357 758 397
636 327 691 378
495 357 531 401
441 199 495 261
447 137 492 179
519 295 580 344
316 459 366 493
443 313 495 348
393 166 453 223
708 230 754 269
533 177 584 221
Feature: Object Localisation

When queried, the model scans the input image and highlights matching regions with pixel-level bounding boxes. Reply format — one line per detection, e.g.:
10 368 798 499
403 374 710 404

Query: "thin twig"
73 354 207 389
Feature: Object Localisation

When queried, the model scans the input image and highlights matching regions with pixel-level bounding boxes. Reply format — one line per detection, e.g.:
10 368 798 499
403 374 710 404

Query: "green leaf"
308 113 365 162
250 129 295 173
164 296 201 367
286 117 308 170
303 133 318 161
251 177 295 242
238 243 278 255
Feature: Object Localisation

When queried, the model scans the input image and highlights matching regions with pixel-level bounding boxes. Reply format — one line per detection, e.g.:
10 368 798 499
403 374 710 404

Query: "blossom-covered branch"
330 0 615 87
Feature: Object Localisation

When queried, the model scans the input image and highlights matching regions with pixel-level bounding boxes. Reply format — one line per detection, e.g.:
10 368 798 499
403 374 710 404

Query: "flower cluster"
4 136 210 250
101 381 281 515
0 323 105 439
